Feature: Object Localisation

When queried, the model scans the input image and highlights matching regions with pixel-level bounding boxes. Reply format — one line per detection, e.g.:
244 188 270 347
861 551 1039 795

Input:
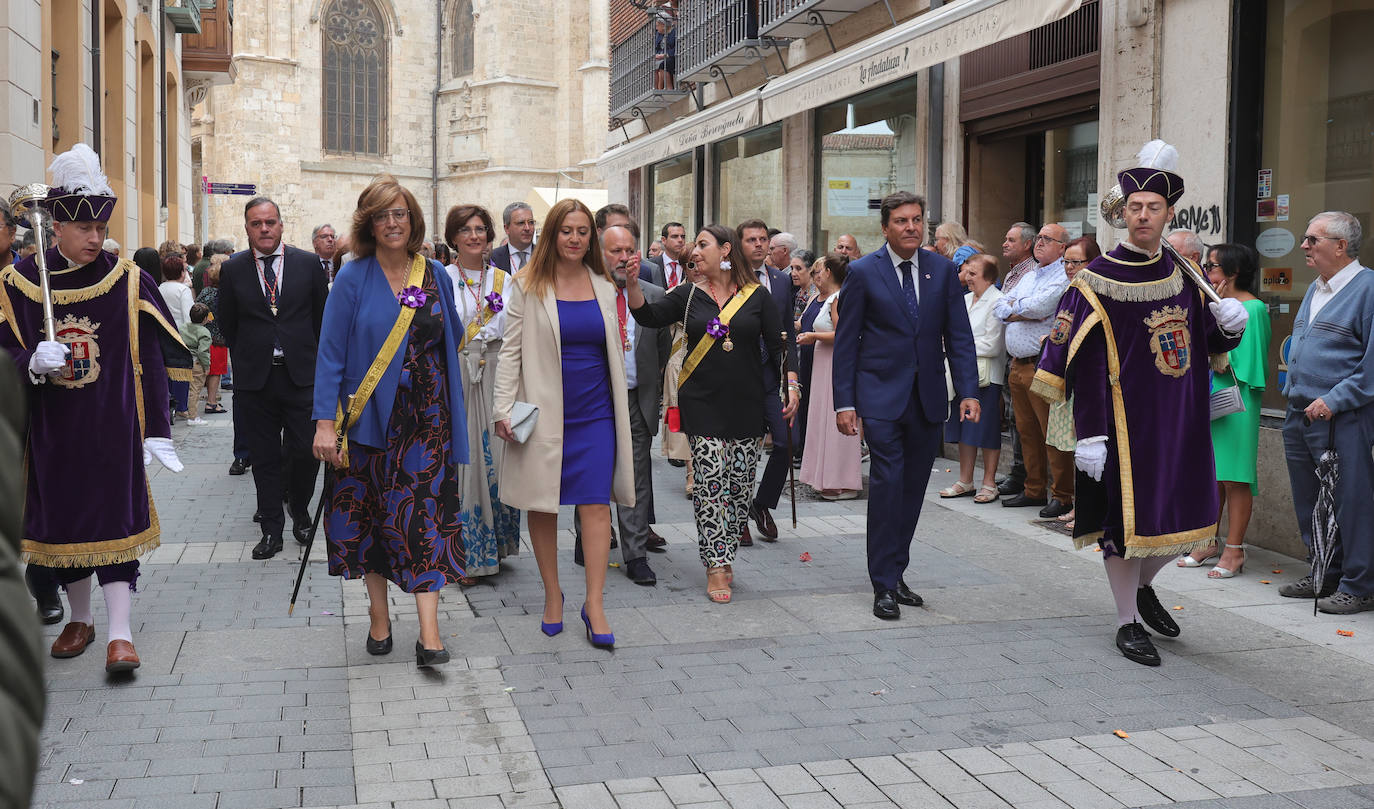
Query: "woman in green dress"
1179 244 1270 578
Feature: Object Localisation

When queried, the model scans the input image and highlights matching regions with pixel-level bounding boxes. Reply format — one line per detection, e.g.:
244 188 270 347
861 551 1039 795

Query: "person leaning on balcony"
654 13 676 90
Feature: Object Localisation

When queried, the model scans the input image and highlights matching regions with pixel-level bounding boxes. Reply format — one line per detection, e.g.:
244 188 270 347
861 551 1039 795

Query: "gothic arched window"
451 0 474 78
323 0 387 155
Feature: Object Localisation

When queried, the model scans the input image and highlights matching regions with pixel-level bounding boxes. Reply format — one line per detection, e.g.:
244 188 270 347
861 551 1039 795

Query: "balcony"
677 0 789 87
181 0 235 81
758 0 889 41
164 0 207 34
610 15 689 121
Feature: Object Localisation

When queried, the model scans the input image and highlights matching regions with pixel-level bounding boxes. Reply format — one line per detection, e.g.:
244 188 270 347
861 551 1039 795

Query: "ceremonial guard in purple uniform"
0 144 191 673
1032 141 1250 666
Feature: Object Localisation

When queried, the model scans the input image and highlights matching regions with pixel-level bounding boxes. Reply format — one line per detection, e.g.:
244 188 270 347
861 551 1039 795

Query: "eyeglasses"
1062 259 1088 267
1201 262 1224 271
456 226 487 237
1034 235 1065 245
371 208 410 224
1301 235 1339 246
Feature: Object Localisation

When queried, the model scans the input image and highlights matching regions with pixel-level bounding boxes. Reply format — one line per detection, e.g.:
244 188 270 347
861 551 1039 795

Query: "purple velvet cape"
1032 244 1241 558
0 247 186 567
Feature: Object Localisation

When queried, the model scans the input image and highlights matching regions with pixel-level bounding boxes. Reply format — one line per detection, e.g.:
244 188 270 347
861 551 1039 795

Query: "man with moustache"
217 197 329 560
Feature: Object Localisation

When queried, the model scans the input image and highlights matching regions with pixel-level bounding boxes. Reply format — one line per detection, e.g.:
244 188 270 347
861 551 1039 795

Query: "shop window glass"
1255 2 1373 411
650 153 694 247
713 123 783 232
815 77 918 258
1040 121 1098 242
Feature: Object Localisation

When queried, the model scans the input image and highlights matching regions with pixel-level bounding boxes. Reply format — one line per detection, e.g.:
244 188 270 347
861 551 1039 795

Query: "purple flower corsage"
397 286 428 308
485 291 504 313
706 317 729 339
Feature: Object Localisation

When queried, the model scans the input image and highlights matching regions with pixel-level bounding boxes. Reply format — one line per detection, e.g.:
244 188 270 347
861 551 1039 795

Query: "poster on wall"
1257 200 1277 222
1277 194 1290 222
1257 169 1273 199
827 178 871 217
1262 267 1292 292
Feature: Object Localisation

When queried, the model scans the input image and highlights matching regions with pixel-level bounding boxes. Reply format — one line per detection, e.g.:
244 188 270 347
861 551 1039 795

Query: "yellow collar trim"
1 259 132 304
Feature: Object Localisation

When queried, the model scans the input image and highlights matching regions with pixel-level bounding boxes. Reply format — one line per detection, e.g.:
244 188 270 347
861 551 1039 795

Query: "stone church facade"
195 0 608 248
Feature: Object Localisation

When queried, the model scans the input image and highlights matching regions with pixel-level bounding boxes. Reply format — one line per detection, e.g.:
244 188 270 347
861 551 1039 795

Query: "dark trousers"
863 390 940 593
1284 407 1374 596
231 390 250 461
753 390 796 511
236 364 320 537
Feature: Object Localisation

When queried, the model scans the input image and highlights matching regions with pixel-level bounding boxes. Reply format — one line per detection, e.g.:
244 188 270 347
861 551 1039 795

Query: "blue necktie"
899 260 919 322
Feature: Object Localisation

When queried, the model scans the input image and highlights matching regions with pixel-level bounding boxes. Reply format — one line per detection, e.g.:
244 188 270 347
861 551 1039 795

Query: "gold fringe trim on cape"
167 367 193 382
20 501 162 567
1030 369 1066 403
1071 526 1219 558
1074 268 1184 304
1 258 132 304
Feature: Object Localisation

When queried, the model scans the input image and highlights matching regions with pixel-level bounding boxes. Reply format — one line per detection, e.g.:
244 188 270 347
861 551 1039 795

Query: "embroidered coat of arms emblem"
1144 305 1190 378
52 315 101 389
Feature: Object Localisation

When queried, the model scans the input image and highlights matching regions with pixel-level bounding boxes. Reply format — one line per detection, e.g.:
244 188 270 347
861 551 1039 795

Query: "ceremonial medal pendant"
270 305 278 317
722 338 734 352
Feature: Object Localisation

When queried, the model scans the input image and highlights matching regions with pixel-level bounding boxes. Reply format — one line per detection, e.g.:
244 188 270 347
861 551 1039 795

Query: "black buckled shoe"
1136 585 1180 637
873 590 900 620
251 534 283 560
1115 622 1161 666
895 580 924 607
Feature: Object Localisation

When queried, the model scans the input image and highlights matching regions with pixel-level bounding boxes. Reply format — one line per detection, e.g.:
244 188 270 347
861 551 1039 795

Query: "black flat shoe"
1039 499 1073 519
366 623 393 656
997 478 1024 496
25 566 64 625
1136 585 1180 637
1115 622 1160 666
415 640 449 667
895 581 924 607
1002 493 1047 508
229 458 249 475
625 558 657 586
251 534 283 560
873 590 900 620
668 458 686 467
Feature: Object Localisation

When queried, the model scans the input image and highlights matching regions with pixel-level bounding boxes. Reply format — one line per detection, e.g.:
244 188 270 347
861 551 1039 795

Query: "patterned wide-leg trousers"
689 435 764 568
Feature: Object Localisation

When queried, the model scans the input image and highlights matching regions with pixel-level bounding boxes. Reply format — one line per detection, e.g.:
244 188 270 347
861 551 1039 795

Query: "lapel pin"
924 274 931 280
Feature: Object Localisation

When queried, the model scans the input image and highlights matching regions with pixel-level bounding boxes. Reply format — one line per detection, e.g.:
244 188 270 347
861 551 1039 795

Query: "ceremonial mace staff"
780 330 797 529
8 185 58 342
289 410 353 616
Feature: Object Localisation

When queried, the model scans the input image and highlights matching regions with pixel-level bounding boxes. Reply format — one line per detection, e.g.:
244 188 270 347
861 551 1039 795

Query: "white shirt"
158 280 195 330
508 245 531 273
444 264 507 343
994 258 1067 358
1310 259 1363 320
754 264 771 292
884 243 921 305
253 250 284 297
663 257 685 288
619 288 639 390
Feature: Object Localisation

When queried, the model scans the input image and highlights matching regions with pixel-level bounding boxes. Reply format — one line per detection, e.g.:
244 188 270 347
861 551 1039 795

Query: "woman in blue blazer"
312 176 469 668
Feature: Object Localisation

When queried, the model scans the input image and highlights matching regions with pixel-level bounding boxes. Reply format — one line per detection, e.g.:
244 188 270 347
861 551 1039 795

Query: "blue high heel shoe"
581 604 614 650
540 593 564 637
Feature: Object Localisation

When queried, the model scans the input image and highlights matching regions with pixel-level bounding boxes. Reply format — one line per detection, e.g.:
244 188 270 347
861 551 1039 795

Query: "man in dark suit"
218 197 330 560
650 221 690 289
738 218 800 544
833 192 980 619
490 202 536 272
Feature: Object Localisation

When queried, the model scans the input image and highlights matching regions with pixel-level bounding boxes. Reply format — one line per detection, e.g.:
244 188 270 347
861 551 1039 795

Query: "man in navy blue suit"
833 192 980 619
738 219 801 543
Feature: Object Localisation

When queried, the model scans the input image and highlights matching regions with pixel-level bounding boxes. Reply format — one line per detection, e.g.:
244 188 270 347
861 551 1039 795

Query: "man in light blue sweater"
1280 211 1374 614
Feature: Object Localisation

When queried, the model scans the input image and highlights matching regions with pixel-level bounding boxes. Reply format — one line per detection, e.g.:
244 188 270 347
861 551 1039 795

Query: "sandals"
707 566 731 603
1178 542 1221 567
203 403 227 414
939 480 977 498
973 485 999 504
1208 543 1246 579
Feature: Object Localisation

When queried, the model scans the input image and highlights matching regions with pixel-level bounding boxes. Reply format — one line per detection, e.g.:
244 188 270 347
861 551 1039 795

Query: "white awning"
526 187 610 221
596 90 762 177
760 0 1082 123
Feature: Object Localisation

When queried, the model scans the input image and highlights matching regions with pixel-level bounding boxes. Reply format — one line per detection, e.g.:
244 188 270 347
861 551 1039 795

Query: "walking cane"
780 331 798 529
288 413 351 616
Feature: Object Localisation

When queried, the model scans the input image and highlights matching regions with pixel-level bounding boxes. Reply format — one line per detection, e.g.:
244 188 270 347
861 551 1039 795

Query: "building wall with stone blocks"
197 0 608 251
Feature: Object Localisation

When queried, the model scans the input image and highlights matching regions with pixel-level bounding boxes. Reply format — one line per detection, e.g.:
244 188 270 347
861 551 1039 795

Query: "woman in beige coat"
493 199 634 650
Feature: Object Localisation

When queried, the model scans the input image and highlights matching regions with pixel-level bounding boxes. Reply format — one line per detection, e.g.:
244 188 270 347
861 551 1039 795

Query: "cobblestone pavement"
30 405 1374 809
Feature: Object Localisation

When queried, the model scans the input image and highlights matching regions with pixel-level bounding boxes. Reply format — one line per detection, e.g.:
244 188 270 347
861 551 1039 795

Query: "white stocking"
65 576 94 626
1139 555 1174 587
1103 556 1142 627
102 582 133 643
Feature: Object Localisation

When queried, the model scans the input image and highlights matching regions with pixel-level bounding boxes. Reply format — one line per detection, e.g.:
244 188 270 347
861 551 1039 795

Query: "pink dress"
800 293 863 491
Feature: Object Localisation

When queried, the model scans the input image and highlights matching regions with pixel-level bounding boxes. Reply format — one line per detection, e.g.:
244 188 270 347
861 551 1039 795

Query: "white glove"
143 437 184 473
1209 298 1249 334
1075 436 1108 482
28 340 69 382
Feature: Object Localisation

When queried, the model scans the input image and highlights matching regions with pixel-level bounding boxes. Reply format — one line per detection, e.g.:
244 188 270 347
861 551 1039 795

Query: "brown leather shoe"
50 622 96 658
105 639 141 673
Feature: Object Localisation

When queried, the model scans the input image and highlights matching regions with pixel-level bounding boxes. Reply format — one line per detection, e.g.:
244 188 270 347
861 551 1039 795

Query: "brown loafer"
105 639 141 673
50 622 96 658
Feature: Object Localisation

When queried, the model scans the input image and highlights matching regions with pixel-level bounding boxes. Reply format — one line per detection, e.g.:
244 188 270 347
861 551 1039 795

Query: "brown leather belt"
1012 356 1037 365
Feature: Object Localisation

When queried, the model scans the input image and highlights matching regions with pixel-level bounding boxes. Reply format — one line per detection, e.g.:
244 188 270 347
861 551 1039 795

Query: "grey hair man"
1001 222 1037 292
492 202 536 272
1280 211 1374 614
768 231 798 272
1166 228 1205 266
101 238 121 257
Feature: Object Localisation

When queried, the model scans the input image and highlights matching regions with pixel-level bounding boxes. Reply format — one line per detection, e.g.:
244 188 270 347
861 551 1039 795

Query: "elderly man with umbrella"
1278 211 1374 615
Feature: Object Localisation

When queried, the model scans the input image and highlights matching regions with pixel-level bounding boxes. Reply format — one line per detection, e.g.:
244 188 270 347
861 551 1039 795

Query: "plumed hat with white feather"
41 143 117 222
1117 139 1184 207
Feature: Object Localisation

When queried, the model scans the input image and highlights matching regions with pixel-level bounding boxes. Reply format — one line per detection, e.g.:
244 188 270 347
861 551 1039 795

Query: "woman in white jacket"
940 253 1007 503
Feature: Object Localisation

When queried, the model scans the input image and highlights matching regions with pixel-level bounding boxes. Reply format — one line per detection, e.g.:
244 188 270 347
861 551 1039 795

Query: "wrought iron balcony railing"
610 14 688 122
757 0 891 42
677 0 789 87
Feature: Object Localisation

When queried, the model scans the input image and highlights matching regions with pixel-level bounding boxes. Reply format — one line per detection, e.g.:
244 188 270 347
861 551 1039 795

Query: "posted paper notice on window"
827 178 870 217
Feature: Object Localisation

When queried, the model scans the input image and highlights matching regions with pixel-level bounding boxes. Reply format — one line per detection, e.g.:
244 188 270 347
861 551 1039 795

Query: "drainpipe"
925 0 944 227
432 2 442 232
91 0 102 154
160 16 168 212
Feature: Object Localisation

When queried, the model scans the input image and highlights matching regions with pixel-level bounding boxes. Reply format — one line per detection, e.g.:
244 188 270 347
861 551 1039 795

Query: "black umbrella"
288 413 351 616
1309 419 1339 616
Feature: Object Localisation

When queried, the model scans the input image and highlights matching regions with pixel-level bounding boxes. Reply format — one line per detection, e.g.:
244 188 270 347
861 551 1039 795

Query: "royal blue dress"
556 299 615 505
